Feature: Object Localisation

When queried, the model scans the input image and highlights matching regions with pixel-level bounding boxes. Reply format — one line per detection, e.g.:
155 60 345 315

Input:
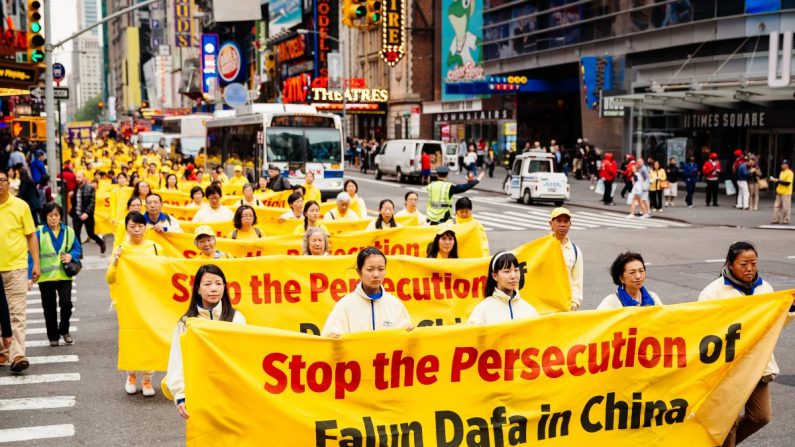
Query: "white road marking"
27 289 76 296
788 256 795 259
0 396 75 411
346 175 404 188
0 424 75 442
25 340 53 348
501 211 596 229
471 214 532 230
705 259 724 263
27 318 79 324
25 307 77 315
27 355 79 365
0 373 80 386
26 327 78 335
27 298 77 306
475 212 551 230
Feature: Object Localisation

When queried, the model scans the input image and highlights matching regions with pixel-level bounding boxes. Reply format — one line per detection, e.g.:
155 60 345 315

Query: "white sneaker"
141 380 156 397
125 374 137 395
641 213 651 218
625 214 635 219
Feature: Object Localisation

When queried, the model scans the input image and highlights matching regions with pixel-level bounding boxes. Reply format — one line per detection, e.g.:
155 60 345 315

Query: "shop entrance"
747 130 795 183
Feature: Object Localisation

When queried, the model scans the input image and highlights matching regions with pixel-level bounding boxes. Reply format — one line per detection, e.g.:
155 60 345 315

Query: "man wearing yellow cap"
549 207 583 311
193 226 231 259
228 165 249 188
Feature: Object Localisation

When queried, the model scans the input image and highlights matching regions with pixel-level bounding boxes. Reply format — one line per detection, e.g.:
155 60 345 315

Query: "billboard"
746 0 781 13
441 0 485 101
269 0 303 36
201 34 220 95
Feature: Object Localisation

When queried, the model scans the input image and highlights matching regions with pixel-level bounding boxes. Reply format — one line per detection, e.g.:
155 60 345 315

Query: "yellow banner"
112 236 568 371
182 292 793 446
148 219 480 257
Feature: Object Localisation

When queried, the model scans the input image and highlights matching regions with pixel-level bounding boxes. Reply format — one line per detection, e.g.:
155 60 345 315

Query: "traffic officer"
425 167 484 225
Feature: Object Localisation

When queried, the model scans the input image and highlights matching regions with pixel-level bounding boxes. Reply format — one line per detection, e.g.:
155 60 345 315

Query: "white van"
374 139 445 182
505 152 569 206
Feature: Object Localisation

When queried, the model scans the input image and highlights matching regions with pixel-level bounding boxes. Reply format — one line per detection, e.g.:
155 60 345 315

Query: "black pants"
602 180 614 204
706 180 719 205
39 280 73 341
621 179 632 198
650 190 663 210
72 214 103 246
686 181 696 206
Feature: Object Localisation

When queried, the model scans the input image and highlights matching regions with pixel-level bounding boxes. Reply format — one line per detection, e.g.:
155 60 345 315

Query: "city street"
1 173 794 446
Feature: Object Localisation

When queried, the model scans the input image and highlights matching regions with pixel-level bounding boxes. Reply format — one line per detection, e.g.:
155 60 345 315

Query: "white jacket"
396 208 427 226
468 289 538 325
560 237 583 309
321 283 411 336
698 276 793 379
596 290 663 310
165 302 246 405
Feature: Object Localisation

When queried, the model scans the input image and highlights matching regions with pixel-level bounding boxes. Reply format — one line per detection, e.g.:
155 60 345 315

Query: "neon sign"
380 0 405 66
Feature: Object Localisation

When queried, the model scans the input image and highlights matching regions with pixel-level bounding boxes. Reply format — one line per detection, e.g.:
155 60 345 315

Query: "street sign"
52 63 66 83
28 86 69 100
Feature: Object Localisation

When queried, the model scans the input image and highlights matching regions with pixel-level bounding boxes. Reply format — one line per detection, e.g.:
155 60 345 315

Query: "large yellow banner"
112 236 568 371
182 292 793 446
147 219 482 258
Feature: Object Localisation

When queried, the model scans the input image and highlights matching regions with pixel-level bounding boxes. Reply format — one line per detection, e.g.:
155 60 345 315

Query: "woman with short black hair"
596 252 662 309
229 205 262 240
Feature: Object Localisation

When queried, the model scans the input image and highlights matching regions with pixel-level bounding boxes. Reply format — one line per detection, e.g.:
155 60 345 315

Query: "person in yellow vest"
769 159 792 225
228 165 248 188
29 203 81 347
324 192 361 221
193 226 231 259
302 171 322 203
106 211 162 398
425 167 483 225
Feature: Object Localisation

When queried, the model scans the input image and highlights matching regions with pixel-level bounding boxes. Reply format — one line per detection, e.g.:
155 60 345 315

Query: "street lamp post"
296 29 347 141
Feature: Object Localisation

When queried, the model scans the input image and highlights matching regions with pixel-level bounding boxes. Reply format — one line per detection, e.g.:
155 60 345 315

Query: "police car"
504 152 570 206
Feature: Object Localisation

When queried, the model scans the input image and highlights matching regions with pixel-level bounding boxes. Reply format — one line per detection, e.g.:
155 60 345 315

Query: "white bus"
205 104 344 198
162 114 211 158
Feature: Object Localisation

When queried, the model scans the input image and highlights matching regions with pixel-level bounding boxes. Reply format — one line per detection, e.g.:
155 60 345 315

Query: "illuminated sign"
380 0 405 66
218 42 243 83
313 0 338 79
283 73 312 103
0 61 36 88
311 87 389 102
275 35 307 63
174 0 194 47
201 34 219 94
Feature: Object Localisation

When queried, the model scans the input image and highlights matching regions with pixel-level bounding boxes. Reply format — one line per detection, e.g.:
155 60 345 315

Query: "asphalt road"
2 173 794 446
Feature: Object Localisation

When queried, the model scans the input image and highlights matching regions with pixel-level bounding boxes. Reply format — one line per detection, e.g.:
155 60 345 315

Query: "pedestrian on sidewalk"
464 145 478 176
420 150 431 185
549 208 583 311
649 160 667 212
457 139 467 173
664 158 680 207
619 154 635 198
747 157 762 211
30 203 80 347
735 154 750 210
769 159 792 225
683 156 699 208
0 169 40 372
599 153 618 205
702 152 721 206
627 163 651 218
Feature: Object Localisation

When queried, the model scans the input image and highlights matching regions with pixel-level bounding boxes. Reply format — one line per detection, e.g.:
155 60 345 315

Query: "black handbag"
63 230 82 277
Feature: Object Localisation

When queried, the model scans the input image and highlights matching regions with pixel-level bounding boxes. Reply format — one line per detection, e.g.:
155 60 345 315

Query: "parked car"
505 152 569 206
374 139 445 182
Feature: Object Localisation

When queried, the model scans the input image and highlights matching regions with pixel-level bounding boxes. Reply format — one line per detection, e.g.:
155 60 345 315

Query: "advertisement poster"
441 0 485 100
269 0 303 36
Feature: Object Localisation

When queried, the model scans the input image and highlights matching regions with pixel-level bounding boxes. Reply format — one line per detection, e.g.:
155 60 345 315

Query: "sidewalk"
439 167 791 229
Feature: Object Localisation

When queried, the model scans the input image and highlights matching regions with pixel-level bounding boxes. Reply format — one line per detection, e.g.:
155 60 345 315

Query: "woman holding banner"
106 211 163 397
396 192 426 226
238 184 262 207
468 252 537 325
193 185 234 223
229 206 263 240
302 227 330 256
698 241 795 447
366 199 399 230
164 174 179 191
280 192 305 220
187 186 205 209
129 180 150 203
256 177 270 194
321 247 412 336
113 197 143 244
302 172 321 203
324 192 361 221
295 201 328 235
344 179 367 217
596 252 662 310
426 227 459 259
164 264 247 420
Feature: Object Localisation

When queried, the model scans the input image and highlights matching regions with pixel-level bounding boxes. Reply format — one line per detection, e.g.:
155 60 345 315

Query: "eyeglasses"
0 178 8 183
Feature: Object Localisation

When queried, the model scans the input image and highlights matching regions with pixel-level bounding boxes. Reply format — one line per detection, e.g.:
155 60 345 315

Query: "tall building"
68 0 104 118
104 0 141 114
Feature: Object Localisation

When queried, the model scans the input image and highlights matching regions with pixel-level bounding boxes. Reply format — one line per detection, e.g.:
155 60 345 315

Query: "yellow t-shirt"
228 227 264 240
228 175 248 187
105 240 164 284
293 222 329 235
303 183 322 203
0 196 36 270
777 169 793 195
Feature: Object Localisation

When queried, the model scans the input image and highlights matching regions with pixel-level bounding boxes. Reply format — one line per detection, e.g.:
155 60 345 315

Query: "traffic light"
342 0 367 27
98 100 104 110
27 0 45 63
366 0 382 25
264 50 276 81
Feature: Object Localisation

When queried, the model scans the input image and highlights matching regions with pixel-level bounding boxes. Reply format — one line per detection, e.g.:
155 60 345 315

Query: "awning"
610 86 795 112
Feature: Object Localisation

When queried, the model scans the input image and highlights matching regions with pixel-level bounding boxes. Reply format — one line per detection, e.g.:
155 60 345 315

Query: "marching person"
698 241 795 447
321 247 412 336
30 203 81 347
114 196 143 245
228 205 263 240
324 192 361 221
187 186 205 209
302 227 330 256
280 192 304 220
106 211 162 396
164 264 246 420
228 165 248 188
143 193 182 234
426 167 483 225
267 165 292 192
344 179 368 217
70 171 107 253
301 171 321 203
366 199 399 230
769 159 792 225
597 252 663 309
192 184 234 223
193 226 231 259
295 200 329 235
0 276 12 364
703 152 721 207
426 227 458 259
0 169 40 372
238 183 263 207
548 208 583 311
395 191 426 226
468 251 537 325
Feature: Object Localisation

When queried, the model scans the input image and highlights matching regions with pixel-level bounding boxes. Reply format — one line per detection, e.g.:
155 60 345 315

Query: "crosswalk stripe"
0 424 75 442
558 211 665 229
471 215 525 230
585 211 675 228
27 289 77 296
25 340 54 348
475 212 550 230
0 396 75 411
27 298 77 306
27 327 78 335
500 211 596 230
597 211 690 227
0 373 80 386
25 307 78 315
27 355 79 365
27 318 79 324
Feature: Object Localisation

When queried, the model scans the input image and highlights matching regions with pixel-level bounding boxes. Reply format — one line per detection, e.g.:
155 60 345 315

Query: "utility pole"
43 0 160 192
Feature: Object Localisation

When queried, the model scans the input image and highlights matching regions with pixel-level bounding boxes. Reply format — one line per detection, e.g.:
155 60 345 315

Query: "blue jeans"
685 181 696 206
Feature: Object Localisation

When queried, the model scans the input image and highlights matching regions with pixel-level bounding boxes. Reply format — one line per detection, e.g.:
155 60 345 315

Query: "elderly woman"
323 191 361 221
192 226 231 259
302 227 330 256
596 252 662 309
